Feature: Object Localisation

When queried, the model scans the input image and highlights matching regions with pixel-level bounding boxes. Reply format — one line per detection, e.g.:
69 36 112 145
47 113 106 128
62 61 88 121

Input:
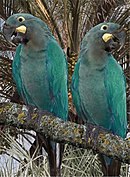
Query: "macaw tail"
28 108 65 176
99 154 121 176
47 141 64 177
30 133 64 177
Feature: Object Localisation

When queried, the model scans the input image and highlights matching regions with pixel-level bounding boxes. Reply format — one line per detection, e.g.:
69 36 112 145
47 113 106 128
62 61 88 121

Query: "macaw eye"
100 25 108 31
17 16 25 22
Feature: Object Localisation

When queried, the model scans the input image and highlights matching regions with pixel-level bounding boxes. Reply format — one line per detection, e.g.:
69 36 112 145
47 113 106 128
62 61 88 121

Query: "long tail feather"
56 143 60 169
48 141 64 177
99 154 121 176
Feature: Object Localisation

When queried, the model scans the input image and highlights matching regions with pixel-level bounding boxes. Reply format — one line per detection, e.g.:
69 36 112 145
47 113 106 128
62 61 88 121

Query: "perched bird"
3 13 68 176
71 22 127 176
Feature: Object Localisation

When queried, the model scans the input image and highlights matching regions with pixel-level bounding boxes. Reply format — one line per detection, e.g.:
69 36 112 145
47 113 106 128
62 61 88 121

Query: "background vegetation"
0 0 129 176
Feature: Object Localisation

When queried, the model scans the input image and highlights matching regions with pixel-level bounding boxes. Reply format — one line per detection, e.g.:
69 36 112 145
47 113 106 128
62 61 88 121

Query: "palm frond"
0 2 129 176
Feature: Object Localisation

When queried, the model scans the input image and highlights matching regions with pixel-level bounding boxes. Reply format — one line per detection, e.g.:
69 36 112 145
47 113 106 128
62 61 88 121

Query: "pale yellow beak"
15 25 27 34
102 33 113 42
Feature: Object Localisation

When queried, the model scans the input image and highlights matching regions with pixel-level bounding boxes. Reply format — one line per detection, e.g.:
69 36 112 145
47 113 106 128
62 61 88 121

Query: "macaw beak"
2 23 15 41
102 33 113 42
15 25 27 34
3 23 27 44
103 28 126 52
113 28 126 49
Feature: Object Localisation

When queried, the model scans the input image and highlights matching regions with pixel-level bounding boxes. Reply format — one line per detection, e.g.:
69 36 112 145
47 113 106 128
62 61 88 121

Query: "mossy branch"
0 102 129 164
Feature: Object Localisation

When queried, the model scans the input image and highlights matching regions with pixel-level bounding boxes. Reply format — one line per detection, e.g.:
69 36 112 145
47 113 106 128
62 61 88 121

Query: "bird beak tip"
15 25 27 34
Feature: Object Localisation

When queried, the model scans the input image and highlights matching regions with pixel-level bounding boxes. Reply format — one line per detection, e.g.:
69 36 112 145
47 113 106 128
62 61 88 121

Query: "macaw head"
81 22 126 53
2 13 51 45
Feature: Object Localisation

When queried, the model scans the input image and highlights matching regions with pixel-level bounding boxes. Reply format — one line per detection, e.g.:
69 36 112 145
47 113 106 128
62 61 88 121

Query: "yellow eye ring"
17 16 25 22
100 25 108 31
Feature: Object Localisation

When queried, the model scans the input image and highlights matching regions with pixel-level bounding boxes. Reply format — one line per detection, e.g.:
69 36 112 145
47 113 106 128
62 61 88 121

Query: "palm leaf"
0 1 129 176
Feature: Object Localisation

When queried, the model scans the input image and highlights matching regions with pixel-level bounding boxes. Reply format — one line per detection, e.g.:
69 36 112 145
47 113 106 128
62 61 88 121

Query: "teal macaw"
71 22 127 176
3 13 68 176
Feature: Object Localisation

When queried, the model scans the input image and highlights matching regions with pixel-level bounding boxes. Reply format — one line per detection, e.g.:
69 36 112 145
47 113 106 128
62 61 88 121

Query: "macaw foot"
37 110 51 126
27 105 34 120
26 105 52 126
85 123 101 150
26 105 39 125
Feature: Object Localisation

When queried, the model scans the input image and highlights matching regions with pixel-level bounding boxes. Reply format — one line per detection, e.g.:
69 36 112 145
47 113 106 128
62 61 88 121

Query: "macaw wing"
71 59 85 120
12 44 34 105
105 56 127 138
46 39 68 120
12 44 23 97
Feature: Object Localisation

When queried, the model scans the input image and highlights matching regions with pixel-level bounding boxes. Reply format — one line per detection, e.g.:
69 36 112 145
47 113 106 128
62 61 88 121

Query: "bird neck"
21 34 50 55
21 42 46 60
24 26 52 52
86 46 108 68
32 36 49 50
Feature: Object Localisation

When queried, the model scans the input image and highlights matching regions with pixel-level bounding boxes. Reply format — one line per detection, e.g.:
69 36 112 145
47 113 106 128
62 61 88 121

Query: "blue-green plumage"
71 22 127 175
6 13 68 120
72 54 127 137
3 13 68 176
13 39 68 120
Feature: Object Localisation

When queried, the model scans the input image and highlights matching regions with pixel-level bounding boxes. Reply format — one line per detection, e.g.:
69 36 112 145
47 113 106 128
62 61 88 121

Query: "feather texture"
4 13 68 176
71 22 127 176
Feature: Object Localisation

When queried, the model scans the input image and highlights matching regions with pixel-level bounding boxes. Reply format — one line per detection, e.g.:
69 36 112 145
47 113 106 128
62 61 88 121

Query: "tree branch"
0 102 129 164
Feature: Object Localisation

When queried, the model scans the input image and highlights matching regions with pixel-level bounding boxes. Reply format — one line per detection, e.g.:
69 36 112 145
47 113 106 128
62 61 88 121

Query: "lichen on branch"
0 102 129 164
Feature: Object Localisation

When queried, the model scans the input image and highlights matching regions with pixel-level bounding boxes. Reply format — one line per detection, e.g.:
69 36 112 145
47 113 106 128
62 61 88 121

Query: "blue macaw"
3 13 68 176
71 22 127 176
